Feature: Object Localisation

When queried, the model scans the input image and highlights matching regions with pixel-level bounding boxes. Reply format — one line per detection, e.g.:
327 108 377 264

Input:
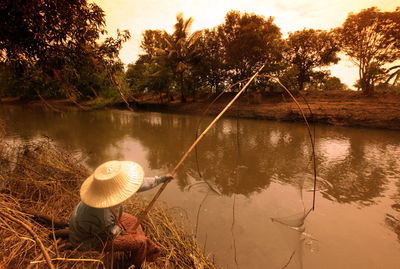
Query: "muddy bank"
129 91 400 130
2 91 400 130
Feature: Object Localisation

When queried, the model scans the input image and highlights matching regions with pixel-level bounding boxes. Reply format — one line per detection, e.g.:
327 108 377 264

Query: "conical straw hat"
80 160 144 208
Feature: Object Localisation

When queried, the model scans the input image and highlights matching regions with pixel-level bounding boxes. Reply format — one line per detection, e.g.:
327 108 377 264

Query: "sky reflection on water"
1 106 400 269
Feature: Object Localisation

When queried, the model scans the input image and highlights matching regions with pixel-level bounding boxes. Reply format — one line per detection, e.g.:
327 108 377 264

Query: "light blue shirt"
69 176 167 250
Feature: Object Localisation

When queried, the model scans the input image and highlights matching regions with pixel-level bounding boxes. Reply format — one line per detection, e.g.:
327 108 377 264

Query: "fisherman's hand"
164 173 173 182
155 174 174 184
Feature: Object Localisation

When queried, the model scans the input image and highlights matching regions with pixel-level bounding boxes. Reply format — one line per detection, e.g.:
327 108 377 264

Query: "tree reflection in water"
2 106 400 268
2 106 399 205
383 145 400 242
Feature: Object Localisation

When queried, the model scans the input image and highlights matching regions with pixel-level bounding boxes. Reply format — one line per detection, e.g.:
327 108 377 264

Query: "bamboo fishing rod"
132 64 266 230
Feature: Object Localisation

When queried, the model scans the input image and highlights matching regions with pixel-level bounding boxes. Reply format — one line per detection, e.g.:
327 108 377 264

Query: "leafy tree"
218 11 284 84
195 28 227 93
126 55 173 103
0 0 130 101
140 30 170 58
305 70 329 91
336 7 400 94
36 29 130 100
135 30 175 100
0 0 105 63
285 29 340 91
306 73 348 91
125 56 150 92
132 11 286 98
322 76 348 91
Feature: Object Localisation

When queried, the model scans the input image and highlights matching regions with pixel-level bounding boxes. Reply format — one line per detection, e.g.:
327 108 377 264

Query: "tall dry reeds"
0 137 221 269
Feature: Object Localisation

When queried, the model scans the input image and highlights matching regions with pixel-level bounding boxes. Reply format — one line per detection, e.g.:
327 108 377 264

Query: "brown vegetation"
2 90 400 130
0 135 220 268
133 91 400 130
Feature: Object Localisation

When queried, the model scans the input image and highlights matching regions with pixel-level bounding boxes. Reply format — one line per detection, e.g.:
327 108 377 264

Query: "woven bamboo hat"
80 160 144 208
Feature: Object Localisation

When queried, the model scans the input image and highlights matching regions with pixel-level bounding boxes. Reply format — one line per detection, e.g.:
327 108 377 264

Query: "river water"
1 105 400 269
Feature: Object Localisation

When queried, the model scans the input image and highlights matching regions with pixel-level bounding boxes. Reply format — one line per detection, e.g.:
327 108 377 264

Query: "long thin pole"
269 76 317 210
133 64 265 230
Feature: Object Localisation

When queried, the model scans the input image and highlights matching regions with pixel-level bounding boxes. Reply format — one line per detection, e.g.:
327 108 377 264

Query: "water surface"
1 105 400 269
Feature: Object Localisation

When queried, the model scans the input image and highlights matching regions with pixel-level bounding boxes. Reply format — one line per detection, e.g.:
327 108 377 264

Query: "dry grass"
0 136 221 269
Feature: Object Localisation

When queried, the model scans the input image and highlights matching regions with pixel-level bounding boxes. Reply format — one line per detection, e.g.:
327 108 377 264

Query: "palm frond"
385 65 400 85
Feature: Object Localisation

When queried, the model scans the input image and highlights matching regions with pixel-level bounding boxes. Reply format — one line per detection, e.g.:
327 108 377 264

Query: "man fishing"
69 160 173 268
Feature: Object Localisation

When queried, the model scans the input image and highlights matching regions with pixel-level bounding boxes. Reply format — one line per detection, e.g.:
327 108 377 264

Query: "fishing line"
194 89 227 179
281 249 296 269
192 78 253 259
265 76 318 269
296 91 317 209
132 64 266 230
185 172 222 195
192 78 253 266
194 77 253 181
267 76 318 211
194 190 210 238
191 78 251 195
108 70 133 112
271 208 312 229
231 194 239 269
231 100 241 269
134 62 318 237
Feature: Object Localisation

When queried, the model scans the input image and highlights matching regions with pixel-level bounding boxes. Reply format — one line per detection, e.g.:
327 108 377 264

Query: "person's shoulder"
77 201 106 214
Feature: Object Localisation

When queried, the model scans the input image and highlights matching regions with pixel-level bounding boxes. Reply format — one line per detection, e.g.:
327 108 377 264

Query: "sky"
94 0 399 89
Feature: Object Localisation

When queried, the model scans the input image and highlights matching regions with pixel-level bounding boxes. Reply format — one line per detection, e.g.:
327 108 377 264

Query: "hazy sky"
94 0 398 88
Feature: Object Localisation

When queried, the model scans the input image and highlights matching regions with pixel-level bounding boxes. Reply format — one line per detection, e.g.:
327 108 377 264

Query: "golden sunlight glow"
94 0 399 89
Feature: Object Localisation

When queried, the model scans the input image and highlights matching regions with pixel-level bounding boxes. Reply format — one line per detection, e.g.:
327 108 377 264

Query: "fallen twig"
0 210 55 269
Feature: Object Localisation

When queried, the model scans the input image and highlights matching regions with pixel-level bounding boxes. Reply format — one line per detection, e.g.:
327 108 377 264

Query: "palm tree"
385 65 400 86
156 13 201 102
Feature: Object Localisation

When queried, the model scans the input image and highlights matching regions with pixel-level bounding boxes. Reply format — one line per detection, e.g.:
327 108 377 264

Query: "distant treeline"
0 1 399 103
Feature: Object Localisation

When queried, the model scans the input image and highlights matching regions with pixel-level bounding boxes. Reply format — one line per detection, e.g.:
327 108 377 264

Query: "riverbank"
128 91 400 130
0 137 221 268
2 90 400 130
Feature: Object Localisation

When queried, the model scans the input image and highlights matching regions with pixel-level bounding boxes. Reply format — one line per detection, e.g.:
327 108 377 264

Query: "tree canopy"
336 7 400 93
2 5 400 102
218 11 284 82
285 29 340 91
0 0 130 100
127 10 349 99
0 0 105 63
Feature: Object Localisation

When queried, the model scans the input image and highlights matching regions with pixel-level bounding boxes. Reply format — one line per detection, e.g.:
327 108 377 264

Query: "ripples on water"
1 106 400 269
